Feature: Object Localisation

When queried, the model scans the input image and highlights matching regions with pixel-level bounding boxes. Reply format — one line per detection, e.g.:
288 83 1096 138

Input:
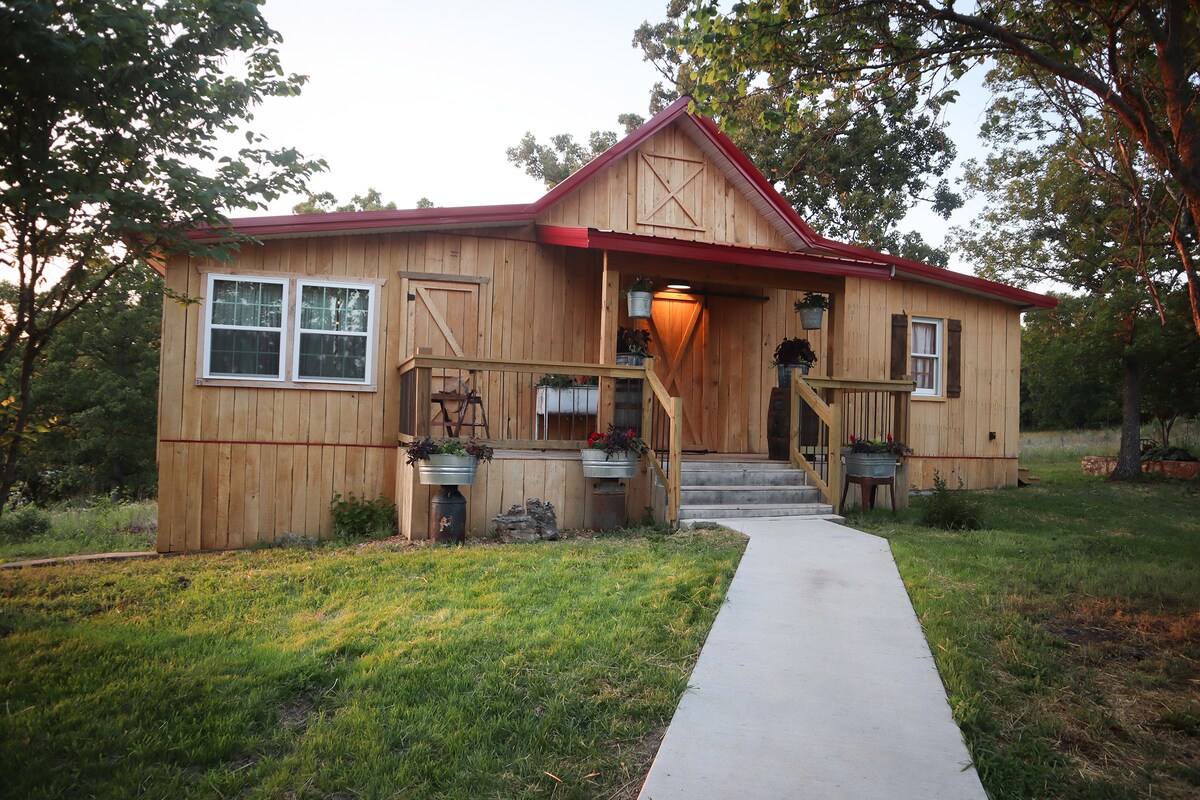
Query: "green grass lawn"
847 461 1200 799
0 499 157 563
0 528 744 800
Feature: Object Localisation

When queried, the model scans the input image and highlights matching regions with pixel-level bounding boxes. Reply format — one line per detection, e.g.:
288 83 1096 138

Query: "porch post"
825 282 846 377
598 250 619 431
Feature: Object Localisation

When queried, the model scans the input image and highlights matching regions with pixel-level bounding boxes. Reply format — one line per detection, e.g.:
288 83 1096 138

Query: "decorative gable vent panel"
637 151 707 233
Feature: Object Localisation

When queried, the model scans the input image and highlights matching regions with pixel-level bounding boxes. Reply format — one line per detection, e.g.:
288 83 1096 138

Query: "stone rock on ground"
491 498 560 543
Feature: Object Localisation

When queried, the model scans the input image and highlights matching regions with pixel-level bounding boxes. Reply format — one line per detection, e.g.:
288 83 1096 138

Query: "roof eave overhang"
536 225 893 281
186 205 538 242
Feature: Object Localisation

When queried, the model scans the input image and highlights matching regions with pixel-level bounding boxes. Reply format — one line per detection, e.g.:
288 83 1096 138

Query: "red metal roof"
536 226 893 281
188 96 1056 309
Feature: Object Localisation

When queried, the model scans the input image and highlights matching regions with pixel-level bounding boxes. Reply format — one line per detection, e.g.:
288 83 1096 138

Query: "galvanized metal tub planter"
417 454 479 486
580 449 639 479
844 452 899 479
798 307 824 329
776 362 810 388
626 291 653 319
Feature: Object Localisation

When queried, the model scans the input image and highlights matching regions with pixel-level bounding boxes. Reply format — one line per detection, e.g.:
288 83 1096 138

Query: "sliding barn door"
647 294 709 450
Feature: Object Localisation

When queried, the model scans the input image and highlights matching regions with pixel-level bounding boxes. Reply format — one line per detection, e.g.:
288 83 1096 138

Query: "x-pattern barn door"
402 274 491 431
647 294 708 449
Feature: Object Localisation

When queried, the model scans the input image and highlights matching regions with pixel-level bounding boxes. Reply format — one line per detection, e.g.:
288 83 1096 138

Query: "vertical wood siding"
538 122 795 250
841 277 1022 489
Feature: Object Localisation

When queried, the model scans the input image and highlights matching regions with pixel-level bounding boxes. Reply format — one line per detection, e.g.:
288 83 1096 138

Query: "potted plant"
623 276 654 319
405 436 495 485
794 292 830 329
771 337 817 387
843 435 912 479
616 326 651 366
535 374 599 426
580 425 649 478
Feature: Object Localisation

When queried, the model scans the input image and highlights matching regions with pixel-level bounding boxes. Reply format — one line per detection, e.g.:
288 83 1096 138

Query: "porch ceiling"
535 225 893 281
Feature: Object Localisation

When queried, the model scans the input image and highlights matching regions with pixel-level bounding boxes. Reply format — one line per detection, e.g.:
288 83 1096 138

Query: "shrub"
329 493 398 540
917 471 984 531
0 506 53 542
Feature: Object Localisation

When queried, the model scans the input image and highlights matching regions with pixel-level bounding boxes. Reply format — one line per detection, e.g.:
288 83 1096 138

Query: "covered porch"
396 238 915 536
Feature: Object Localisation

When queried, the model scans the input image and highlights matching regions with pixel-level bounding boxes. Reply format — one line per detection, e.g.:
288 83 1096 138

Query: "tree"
507 114 645 190
635 9 962 264
0 1 324 510
291 188 398 214
12 264 162 501
954 61 1196 477
677 0 1200 337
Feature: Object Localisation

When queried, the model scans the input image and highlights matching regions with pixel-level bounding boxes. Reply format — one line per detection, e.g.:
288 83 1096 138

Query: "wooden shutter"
890 313 908 380
947 319 962 398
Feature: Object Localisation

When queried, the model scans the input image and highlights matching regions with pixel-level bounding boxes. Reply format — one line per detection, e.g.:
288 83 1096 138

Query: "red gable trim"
187 204 536 241
528 97 696 215
536 225 893 280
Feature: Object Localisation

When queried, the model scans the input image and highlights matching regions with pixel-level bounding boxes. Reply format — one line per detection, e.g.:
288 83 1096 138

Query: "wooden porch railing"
397 354 684 523
789 373 915 513
643 359 683 524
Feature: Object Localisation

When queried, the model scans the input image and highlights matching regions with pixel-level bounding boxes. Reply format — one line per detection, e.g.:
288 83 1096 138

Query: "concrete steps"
677 460 834 521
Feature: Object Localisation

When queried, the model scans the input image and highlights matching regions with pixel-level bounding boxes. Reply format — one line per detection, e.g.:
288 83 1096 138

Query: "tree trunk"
1110 355 1144 481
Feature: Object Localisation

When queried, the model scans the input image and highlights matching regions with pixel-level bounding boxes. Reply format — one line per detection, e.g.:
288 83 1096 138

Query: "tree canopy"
635 5 962 265
507 115 645 190
0 0 323 508
676 0 1200 335
291 188 398 214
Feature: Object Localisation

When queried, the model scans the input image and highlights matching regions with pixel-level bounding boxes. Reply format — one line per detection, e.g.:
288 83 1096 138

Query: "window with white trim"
911 317 943 396
204 275 288 380
294 281 374 383
202 273 377 387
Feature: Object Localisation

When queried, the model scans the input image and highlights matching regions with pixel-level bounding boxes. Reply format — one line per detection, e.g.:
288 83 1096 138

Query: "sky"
240 0 995 272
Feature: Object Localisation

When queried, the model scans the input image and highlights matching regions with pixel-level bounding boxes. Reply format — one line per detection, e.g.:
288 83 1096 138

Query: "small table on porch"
840 473 897 513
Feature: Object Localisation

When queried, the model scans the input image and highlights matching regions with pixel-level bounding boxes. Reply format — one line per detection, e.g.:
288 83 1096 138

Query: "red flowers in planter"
586 426 649 457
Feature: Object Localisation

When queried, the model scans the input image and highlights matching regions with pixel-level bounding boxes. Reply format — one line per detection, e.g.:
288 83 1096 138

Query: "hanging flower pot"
794 292 830 330
798 307 824 329
624 277 654 320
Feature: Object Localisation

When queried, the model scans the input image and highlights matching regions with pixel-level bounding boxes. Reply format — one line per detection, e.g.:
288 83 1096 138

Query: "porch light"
666 281 691 290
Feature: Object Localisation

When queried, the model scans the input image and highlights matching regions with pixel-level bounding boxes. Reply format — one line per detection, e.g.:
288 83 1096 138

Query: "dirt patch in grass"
1041 601 1200 797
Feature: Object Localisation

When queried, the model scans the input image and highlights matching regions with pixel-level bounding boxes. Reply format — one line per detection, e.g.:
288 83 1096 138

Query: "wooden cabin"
155 97 1055 552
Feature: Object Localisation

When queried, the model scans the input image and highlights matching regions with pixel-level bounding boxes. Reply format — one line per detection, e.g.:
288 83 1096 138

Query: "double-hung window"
204 276 288 380
294 281 374 383
202 273 377 388
911 317 943 397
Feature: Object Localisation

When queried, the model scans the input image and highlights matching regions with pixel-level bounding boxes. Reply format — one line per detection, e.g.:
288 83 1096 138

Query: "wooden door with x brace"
646 293 709 450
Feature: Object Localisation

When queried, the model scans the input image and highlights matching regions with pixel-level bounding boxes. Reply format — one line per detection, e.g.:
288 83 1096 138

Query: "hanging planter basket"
580 449 639 479
626 291 653 319
798 307 825 329
844 452 899 479
417 454 479 486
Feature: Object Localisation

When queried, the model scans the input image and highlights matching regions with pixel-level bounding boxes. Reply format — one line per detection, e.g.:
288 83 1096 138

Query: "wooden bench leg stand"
841 474 897 513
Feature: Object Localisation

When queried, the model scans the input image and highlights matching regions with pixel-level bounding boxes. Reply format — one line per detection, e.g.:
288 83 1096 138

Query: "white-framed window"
201 273 377 387
293 280 375 384
203 274 289 380
911 317 943 397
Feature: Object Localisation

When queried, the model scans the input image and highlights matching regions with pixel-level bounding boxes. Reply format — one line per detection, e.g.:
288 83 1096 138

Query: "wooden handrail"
789 375 912 513
399 354 646 380
804 377 916 392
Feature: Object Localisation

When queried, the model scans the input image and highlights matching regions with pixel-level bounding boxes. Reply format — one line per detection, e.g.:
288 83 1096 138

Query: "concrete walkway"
638 518 987 800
